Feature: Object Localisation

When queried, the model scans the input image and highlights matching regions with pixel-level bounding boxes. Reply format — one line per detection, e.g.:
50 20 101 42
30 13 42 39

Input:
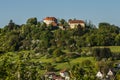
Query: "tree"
4 20 20 31
86 34 97 46
26 17 37 25
8 20 15 30
92 47 112 60
98 22 119 34
115 34 120 45
52 48 65 57
70 63 85 79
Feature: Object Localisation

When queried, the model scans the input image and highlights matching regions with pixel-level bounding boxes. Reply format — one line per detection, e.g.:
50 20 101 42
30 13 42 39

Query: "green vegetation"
0 17 120 79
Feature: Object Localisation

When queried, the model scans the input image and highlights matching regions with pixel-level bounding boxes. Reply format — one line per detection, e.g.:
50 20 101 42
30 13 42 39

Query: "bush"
55 56 65 63
92 47 112 60
52 48 65 57
66 53 80 59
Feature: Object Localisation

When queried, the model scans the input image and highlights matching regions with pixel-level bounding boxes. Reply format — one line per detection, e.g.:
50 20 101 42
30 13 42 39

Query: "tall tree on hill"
26 17 37 25
3 20 20 32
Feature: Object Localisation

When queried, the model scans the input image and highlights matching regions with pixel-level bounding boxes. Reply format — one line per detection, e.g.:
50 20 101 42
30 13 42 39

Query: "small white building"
117 63 120 68
96 71 103 79
60 69 70 80
107 69 114 76
43 17 57 26
68 20 85 29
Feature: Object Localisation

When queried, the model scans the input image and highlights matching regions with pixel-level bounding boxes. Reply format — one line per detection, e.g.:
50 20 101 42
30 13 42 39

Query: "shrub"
92 47 112 60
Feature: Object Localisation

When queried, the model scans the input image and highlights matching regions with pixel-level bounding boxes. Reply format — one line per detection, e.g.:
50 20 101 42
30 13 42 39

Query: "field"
82 46 120 53
107 46 120 53
38 46 120 70
1 46 120 79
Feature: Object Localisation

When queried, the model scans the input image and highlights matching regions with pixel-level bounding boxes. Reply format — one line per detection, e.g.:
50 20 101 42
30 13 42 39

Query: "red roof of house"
69 20 84 24
44 17 57 21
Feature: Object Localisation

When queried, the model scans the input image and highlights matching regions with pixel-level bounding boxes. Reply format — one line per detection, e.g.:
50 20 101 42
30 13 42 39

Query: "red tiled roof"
69 20 84 24
44 17 57 21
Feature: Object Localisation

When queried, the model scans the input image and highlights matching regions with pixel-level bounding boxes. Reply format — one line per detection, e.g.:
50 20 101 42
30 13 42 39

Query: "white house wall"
43 20 55 25
69 23 85 29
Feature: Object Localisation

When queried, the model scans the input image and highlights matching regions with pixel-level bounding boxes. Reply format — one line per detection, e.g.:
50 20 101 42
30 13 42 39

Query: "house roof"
69 20 84 24
44 17 57 21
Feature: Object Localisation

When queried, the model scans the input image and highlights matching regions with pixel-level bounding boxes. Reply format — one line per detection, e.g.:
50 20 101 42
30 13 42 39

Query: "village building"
44 72 56 79
68 19 85 29
58 24 66 30
106 69 114 80
117 63 120 68
43 17 57 26
44 72 64 80
96 71 103 79
107 69 114 76
60 69 70 80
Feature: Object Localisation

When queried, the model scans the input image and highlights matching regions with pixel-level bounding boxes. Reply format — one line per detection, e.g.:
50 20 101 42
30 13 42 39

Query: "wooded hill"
0 17 120 79
0 17 120 53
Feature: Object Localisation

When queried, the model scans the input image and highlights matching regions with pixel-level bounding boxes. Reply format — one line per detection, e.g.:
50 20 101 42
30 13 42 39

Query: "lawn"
38 46 120 70
83 46 120 53
55 57 95 69
39 56 95 70
108 46 120 53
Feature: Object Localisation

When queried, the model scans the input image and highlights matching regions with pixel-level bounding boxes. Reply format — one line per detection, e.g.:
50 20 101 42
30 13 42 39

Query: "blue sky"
0 0 120 27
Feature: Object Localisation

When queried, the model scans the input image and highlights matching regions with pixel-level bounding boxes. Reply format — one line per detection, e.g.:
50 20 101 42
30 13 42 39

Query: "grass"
40 56 53 63
108 46 120 53
38 46 120 70
97 46 120 53
4 46 120 71
70 57 95 64
82 46 120 53
39 56 96 70
55 57 95 69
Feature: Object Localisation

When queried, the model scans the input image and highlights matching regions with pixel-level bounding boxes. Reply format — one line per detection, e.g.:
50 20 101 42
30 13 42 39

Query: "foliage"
92 47 112 60
0 17 120 79
26 17 37 25
0 52 44 80
52 48 65 57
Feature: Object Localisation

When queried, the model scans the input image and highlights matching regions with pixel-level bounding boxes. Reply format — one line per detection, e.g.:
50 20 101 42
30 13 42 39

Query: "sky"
0 0 120 27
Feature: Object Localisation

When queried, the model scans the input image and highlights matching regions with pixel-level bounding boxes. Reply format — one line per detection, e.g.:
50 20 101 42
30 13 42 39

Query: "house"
117 63 120 68
58 24 66 30
53 75 64 80
96 71 103 79
107 69 114 76
44 72 56 79
106 69 114 80
44 72 64 80
43 17 57 26
68 19 85 29
60 69 70 80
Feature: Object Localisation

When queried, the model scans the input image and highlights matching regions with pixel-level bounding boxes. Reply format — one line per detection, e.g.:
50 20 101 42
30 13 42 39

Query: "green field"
39 56 95 70
82 46 120 53
32 46 120 70
107 46 120 53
